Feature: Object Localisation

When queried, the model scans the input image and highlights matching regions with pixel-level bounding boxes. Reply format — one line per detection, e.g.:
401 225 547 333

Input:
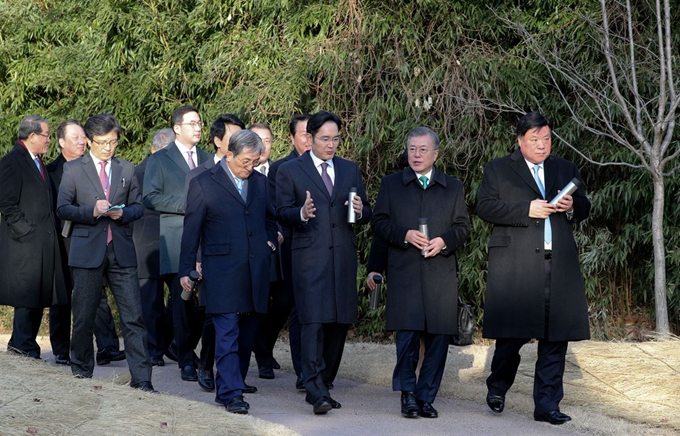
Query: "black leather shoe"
258 366 275 379
224 395 249 414
400 391 419 418
181 365 198 381
312 397 332 415
417 401 438 418
328 397 341 409
165 341 178 362
132 381 158 393
295 374 305 391
150 356 165 366
198 369 215 391
96 348 125 365
243 384 258 394
535 410 572 425
54 354 70 365
271 357 281 370
486 393 505 413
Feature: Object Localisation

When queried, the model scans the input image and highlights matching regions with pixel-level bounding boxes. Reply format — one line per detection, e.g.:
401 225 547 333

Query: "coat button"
248 232 252 236
250 254 254 258
535 221 540 226
535 248 540 253
332 223 336 228
245 210 250 215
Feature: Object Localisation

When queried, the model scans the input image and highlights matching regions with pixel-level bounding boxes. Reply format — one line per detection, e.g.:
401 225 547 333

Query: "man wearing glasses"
57 114 155 392
276 111 372 414
0 115 69 359
144 105 212 383
179 130 277 414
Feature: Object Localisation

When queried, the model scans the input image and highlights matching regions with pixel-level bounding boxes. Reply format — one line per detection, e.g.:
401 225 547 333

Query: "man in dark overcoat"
0 115 68 358
179 130 277 414
371 127 470 419
276 111 372 414
143 105 212 382
477 111 590 425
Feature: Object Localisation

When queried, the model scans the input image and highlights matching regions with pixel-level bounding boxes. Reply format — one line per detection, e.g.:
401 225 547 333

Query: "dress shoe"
295 374 305 391
198 369 215 391
271 357 281 370
312 397 332 415
400 391 419 418
132 381 158 393
486 393 505 413
96 347 125 366
224 395 249 414
181 365 198 381
535 410 572 425
243 384 258 394
417 401 438 418
258 366 275 379
150 356 165 366
328 397 341 409
54 354 70 365
165 341 178 362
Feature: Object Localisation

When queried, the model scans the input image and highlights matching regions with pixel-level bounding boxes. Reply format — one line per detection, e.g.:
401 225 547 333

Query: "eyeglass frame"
313 135 342 145
90 138 120 148
234 154 260 170
179 121 204 128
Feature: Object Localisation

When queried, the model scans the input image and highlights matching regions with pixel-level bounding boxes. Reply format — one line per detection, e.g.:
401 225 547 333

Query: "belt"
544 250 552 259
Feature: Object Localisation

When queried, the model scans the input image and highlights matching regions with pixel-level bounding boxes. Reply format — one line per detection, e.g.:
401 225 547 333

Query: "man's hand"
554 191 574 213
93 199 110 217
405 229 429 251
105 209 123 220
422 237 446 258
277 231 284 245
344 194 363 218
529 199 556 219
302 190 316 220
179 276 192 292
366 271 381 290
196 262 202 280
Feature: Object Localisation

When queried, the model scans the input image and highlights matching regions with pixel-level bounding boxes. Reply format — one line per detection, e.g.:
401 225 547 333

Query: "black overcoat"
0 143 68 308
477 149 591 342
371 167 470 334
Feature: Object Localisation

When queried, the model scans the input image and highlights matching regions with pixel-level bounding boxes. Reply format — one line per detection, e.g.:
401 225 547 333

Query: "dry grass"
0 352 298 436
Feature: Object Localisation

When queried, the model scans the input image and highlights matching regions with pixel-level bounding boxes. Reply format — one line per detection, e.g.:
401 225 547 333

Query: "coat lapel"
211 164 244 204
330 157 345 201
166 142 191 174
299 152 331 199
81 154 107 198
543 156 558 197
108 158 122 202
509 149 542 198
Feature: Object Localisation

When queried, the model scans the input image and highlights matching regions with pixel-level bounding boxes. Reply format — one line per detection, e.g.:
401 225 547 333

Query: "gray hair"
18 115 48 140
406 126 440 150
151 128 175 151
229 129 264 156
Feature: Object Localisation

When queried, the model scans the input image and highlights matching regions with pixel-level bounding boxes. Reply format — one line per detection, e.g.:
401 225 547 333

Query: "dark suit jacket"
0 143 68 308
276 152 372 324
477 148 591 341
372 166 470 334
143 142 211 275
132 155 161 279
57 154 144 268
178 163 277 315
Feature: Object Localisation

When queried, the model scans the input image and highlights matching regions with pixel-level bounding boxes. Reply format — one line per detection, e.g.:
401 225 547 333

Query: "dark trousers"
238 313 259 381
253 280 298 369
392 330 449 403
486 256 569 416
71 244 151 385
167 274 204 369
8 307 44 358
213 313 245 403
301 322 348 403
199 314 215 371
49 293 119 356
139 276 173 359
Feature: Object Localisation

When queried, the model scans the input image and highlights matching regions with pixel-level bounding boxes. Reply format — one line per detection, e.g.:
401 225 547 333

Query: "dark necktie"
321 162 333 196
187 150 196 169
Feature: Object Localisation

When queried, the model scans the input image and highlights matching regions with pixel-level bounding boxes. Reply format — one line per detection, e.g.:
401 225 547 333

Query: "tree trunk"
652 172 669 335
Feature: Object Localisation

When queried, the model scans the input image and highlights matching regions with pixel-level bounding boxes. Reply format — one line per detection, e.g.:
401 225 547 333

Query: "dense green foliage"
1 0 678 339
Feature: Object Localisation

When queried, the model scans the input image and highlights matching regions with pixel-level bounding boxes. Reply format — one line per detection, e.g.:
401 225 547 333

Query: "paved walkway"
25 344 584 436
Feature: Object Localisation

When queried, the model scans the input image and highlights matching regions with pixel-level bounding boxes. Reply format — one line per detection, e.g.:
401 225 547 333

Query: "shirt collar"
310 151 333 169
174 140 196 155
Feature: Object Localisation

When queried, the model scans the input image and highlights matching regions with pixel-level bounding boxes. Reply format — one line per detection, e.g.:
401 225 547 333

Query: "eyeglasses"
314 136 341 145
407 146 434 155
180 121 203 128
91 138 120 148
235 154 260 169
35 132 50 139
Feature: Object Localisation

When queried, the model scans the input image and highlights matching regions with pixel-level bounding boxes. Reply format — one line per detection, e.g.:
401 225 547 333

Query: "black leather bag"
451 297 475 346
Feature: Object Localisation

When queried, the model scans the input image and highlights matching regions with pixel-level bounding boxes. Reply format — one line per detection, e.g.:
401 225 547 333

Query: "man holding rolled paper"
477 111 591 425
371 126 470 419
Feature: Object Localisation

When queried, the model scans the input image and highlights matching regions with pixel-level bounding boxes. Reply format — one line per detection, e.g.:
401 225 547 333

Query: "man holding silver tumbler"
371 126 470 419
477 111 591 425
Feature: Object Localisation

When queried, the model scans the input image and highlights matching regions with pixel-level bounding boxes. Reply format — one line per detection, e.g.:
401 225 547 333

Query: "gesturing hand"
302 190 316 220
